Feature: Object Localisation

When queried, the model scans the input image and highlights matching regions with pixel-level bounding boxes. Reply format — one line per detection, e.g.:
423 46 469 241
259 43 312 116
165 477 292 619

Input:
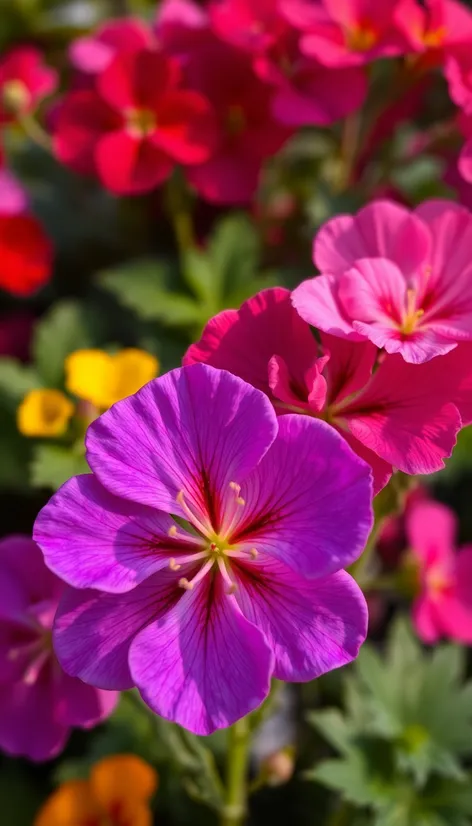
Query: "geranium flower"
17 389 74 437
292 199 472 364
54 46 217 195
0 211 53 296
34 365 372 735
0 536 117 761
182 34 293 203
185 288 472 492
281 0 407 67
0 46 57 124
406 501 472 643
69 17 153 77
65 348 159 409
34 754 157 826
394 0 472 55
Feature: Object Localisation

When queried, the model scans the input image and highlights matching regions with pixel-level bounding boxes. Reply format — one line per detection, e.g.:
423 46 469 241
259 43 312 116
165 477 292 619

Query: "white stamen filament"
217 557 238 595
225 548 258 561
178 558 214 591
176 490 212 536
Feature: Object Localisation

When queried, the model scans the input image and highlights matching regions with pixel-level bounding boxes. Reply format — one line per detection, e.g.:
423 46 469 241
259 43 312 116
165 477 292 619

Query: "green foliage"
30 444 89 491
308 618 472 825
97 215 279 339
32 299 95 387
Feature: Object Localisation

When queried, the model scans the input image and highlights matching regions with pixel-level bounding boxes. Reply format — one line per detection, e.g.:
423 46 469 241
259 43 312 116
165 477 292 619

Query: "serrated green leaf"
308 709 353 755
31 444 89 490
33 301 94 386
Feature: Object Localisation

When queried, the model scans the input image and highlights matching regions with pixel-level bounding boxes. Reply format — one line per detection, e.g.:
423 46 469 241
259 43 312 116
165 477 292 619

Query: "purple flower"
0 535 117 761
34 365 373 735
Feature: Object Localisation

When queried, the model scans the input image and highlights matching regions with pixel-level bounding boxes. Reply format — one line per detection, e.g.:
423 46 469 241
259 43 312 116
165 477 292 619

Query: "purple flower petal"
233 416 373 578
54 671 118 728
0 666 68 762
86 365 278 525
53 573 180 690
34 475 203 593
129 574 273 735
0 535 61 610
234 556 367 680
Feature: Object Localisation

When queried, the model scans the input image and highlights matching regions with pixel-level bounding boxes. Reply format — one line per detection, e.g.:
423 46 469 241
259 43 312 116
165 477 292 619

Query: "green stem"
166 172 195 255
338 111 362 191
18 113 52 152
220 717 251 826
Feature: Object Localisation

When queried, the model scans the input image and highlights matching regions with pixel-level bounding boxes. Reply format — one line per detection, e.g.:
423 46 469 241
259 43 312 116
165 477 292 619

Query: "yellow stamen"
400 288 425 335
169 558 181 571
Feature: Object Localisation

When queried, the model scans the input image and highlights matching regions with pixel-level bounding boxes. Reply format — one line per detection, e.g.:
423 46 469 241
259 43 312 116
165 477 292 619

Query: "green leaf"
33 300 94 386
308 709 353 756
31 444 89 490
182 247 219 307
209 213 259 289
0 358 41 411
97 259 173 320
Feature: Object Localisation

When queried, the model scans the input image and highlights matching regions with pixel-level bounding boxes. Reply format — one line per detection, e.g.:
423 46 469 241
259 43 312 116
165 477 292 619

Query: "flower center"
125 107 156 138
346 25 378 52
225 104 246 137
168 483 258 595
2 79 30 113
421 26 447 47
400 288 425 335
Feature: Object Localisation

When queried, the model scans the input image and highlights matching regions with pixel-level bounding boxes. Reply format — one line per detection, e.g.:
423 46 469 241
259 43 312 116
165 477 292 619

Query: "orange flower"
35 754 158 826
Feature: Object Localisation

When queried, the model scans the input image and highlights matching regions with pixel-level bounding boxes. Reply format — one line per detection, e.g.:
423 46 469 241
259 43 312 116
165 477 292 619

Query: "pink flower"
0 47 57 124
69 17 153 76
281 0 407 67
182 34 292 204
210 0 286 53
292 199 472 364
394 0 472 55
184 288 472 492
253 19 368 128
54 46 216 195
407 501 472 644
0 535 117 761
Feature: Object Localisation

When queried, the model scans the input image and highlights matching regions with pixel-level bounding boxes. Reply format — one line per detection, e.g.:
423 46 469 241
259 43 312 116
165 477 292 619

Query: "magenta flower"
182 34 293 204
185 288 472 492
395 0 472 54
34 365 372 735
0 535 117 761
0 47 57 125
69 17 153 77
54 46 217 195
292 199 472 364
407 501 472 644
281 0 407 68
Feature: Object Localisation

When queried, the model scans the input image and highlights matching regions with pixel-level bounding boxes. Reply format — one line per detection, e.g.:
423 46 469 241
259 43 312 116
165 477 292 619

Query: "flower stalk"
220 716 251 826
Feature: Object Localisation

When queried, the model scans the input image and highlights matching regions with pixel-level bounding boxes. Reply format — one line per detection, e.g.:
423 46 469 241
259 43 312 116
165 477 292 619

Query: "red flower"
183 34 293 204
54 47 217 195
0 213 53 296
0 47 57 124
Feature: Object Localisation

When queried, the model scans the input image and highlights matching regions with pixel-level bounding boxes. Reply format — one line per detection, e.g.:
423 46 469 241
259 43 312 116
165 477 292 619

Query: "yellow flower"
65 348 159 409
17 389 75 437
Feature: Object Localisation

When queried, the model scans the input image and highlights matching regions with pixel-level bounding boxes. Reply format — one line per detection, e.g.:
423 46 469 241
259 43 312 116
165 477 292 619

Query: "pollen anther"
169 558 181 571
178 577 194 590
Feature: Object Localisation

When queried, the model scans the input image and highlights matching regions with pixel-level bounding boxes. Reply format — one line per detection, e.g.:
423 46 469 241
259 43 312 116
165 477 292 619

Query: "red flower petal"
0 214 53 296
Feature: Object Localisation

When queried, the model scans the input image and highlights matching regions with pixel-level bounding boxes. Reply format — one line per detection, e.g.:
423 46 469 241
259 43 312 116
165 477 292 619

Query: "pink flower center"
425 564 453 597
168 483 258 596
421 25 447 47
125 107 156 138
345 24 378 52
225 104 246 137
399 288 425 335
